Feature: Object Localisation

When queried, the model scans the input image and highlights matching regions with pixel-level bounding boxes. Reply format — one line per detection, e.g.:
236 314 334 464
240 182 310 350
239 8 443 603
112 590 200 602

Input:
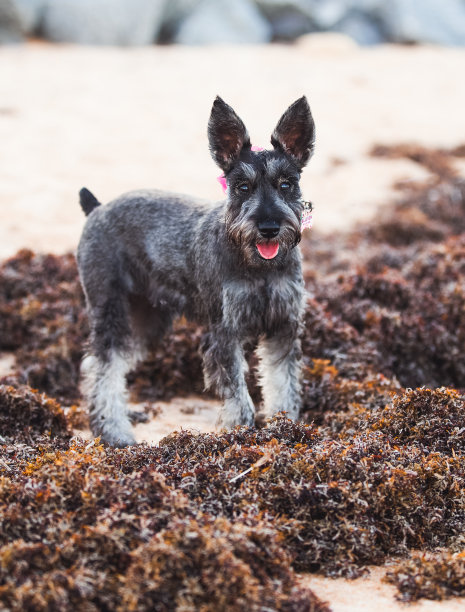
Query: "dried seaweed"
2 383 465 606
369 387 465 454
0 250 87 403
303 179 465 389
0 251 205 404
0 384 69 446
370 143 460 181
0 388 327 610
1 143 465 605
121 517 328 612
149 414 465 577
385 551 465 602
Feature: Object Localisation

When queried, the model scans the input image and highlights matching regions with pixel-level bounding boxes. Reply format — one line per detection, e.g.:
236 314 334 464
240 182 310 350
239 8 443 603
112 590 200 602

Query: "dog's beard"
226 212 301 266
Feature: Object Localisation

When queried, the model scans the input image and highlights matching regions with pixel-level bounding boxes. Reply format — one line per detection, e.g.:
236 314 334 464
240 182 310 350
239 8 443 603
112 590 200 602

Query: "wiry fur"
77 96 315 446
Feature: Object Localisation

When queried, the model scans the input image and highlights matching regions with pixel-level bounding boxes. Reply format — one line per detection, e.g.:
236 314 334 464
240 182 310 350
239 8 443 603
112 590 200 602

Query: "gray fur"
77 96 315 446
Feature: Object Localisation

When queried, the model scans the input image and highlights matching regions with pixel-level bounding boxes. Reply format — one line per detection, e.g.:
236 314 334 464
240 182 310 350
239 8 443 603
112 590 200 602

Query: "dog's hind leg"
200 329 255 429
81 284 140 447
256 334 302 422
81 350 136 447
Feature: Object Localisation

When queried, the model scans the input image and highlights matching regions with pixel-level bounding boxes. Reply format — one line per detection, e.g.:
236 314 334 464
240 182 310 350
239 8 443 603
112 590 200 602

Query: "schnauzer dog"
77 96 315 446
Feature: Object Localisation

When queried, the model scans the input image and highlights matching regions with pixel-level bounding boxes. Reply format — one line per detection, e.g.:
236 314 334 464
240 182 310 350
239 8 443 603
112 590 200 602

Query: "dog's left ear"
208 96 251 172
271 96 315 169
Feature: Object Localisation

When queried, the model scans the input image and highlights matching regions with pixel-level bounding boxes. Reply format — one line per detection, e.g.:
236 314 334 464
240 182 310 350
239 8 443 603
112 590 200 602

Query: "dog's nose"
258 220 280 239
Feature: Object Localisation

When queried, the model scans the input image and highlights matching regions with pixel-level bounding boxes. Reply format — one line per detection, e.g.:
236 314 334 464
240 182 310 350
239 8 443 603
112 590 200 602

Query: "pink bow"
217 146 264 193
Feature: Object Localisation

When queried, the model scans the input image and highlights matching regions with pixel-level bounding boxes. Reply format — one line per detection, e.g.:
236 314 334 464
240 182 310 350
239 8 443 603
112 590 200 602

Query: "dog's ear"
271 96 315 169
208 96 251 172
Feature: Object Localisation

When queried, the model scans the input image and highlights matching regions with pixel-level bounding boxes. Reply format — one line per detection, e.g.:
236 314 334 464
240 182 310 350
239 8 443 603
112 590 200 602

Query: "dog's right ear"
208 96 251 172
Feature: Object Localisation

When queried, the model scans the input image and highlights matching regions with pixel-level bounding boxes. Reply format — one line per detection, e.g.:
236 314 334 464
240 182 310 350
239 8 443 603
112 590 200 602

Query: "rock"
255 0 385 43
158 0 199 41
301 0 384 31
306 0 349 29
0 0 23 42
379 0 465 46
335 10 385 46
41 0 167 45
174 0 272 45
254 0 314 40
13 0 45 34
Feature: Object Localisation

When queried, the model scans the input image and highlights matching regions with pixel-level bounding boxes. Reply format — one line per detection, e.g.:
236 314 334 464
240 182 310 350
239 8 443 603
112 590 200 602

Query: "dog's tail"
79 187 101 216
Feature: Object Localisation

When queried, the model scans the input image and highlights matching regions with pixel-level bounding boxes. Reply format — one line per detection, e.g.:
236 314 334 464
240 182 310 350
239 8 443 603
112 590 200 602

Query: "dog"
77 96 315 446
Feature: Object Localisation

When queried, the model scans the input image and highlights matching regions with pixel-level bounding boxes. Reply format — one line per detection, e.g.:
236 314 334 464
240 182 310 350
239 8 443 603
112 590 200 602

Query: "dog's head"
208 96 315 267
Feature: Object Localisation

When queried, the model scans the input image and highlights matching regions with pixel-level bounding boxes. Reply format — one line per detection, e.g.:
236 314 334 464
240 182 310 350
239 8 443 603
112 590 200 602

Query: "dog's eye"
280 181 291 190
237 183 249 193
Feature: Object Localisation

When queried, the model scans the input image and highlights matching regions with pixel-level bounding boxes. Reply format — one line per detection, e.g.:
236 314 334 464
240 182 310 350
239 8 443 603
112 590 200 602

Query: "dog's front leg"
200 329 255 429
257 333 302 421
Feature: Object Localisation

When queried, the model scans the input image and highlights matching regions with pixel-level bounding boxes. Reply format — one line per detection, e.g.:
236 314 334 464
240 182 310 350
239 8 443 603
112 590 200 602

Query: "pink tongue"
256 242 279 259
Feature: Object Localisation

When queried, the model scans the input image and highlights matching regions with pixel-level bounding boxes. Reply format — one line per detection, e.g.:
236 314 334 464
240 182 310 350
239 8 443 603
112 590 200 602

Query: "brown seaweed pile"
1 144 465 404
0 385 328 611
0 250 86 402
385 551 465 602
0 250 205 404
1 143 465 606
1 382 465 608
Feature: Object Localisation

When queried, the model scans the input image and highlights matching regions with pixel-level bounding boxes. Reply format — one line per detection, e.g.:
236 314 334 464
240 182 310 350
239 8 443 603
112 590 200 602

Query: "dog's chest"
222 276 303 336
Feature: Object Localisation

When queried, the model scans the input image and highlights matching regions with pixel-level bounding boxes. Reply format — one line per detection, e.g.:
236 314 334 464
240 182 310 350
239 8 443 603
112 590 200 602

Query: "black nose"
258 220 280 239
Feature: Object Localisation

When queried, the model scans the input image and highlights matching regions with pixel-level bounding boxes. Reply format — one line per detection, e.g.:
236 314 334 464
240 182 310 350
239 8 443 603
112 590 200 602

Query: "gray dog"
77 96 315 446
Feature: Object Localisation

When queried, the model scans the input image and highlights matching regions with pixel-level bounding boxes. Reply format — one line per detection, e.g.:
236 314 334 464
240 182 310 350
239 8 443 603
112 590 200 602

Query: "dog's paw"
91 416 136 447
104 429 137 448
217 401 255 430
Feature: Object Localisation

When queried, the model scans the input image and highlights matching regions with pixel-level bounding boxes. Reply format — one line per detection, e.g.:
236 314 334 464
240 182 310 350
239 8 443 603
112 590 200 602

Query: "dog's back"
77 189 217 321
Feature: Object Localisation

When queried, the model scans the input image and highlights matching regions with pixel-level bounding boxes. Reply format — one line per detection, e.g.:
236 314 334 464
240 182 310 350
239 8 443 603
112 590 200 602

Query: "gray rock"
0 0 23 42
13 0 45 34
254 0 314 40
255 0 385 41
161 0 199 29
41 0 167 45
379 0 465 46
269 11 313 39
301 0 384 29
335 10 384 45
306 0 349 29
175 0 272 45
157 0 200 42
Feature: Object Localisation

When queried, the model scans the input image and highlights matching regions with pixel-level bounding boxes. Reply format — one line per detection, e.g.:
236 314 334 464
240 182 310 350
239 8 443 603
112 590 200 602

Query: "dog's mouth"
256 241 279 260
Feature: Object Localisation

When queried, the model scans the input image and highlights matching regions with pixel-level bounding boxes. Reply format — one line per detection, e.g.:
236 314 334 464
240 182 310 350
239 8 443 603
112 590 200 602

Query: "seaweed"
2 169 465 401
121 517 329 612
0 250 87 403
370 143 460 181
0 251 205 404
369 387 465 455
0 383 70 445
0 388 328 610
149 413 465 577
1 143 465 605
385 551 465 602
2 383 465 607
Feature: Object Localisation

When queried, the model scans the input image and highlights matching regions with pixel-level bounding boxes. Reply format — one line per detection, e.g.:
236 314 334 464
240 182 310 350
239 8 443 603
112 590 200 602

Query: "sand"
1 36 465 610
302 567 465 612
2 36 465 259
